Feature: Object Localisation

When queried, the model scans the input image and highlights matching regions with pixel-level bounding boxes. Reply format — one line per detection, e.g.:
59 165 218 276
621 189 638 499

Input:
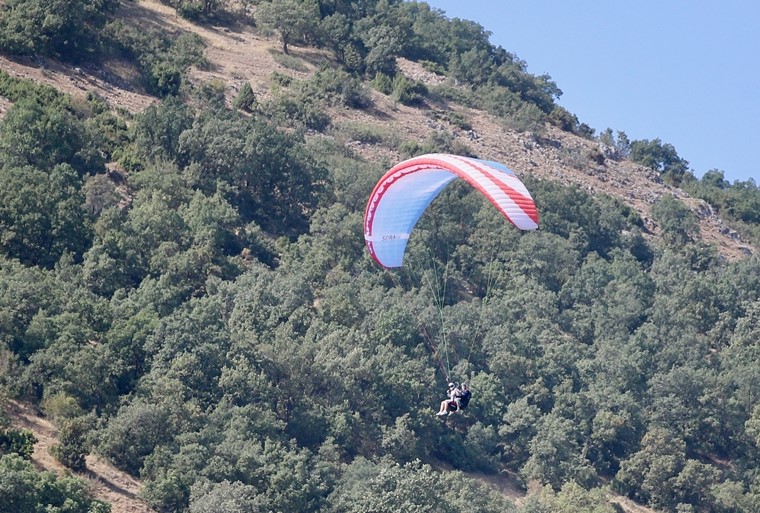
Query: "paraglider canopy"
364 153 539 268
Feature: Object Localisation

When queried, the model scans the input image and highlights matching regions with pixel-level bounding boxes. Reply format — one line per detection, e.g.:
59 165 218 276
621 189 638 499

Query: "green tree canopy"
0 0 119 62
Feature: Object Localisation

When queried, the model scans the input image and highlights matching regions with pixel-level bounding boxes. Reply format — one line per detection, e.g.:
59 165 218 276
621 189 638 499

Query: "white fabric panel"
367 168 457 267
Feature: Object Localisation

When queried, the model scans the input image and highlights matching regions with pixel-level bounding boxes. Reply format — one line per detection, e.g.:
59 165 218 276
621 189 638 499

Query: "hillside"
7 400 155 513
8 397 662 513
1 2 758 513
0 0 752 261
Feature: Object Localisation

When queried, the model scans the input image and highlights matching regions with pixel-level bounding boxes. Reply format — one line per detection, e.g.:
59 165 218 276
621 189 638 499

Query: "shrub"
192 78 226 110
587 146 606 165
340 79 373 109
651 194 699 246
49 418 89 472
419 60 446 75
104 22 206 98
398 139 432 158
335 121 400 147
0 163 94 267
303 66 372 109
0 428 37 459
96 401 172 475
396 130 476 158
426 109 472 131
431 83 478 107
170 33 208 70
548 105 579 132
392 74 428 106
177 0 204 20
270 71 294 87
1 453 111 511
0 70 67 107
146 61 182 97
233 81 257 112
42 393 85 422
265 95 331 131
630 138 690 186
0 97 105 174
501 101 545 133
372 72 394 95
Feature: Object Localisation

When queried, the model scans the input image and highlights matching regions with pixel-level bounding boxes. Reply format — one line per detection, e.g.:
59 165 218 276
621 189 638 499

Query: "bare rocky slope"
2 1 753 512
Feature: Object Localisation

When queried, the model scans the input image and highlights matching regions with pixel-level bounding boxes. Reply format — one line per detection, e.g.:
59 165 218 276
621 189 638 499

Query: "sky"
425 0 759 183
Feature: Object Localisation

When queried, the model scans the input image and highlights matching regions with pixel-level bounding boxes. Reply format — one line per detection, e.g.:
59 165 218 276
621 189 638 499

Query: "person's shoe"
436 411 447 416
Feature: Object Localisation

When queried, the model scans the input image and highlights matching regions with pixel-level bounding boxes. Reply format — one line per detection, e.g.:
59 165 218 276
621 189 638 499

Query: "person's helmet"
448 382 455 388
460 383 467 388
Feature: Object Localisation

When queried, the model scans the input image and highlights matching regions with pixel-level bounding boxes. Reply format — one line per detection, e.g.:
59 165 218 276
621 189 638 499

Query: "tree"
719 301 760 462
83 174 120 217
319 13 352 63
521 413 596 488
188 480 260 513
0 0 119 62
499 397 541 465
132 95 194 163
0 164 93 268
0 98 105 175
701 169 729 189
449 48 494 85
521 482 620 513
585 390 643 474
630 138 690 185
328 458 455 513
356 22 401 76
256 0 321 55
96 400 173 475
598 128 631 160
178 116 327 235
613 427 719 511
651 195 699 246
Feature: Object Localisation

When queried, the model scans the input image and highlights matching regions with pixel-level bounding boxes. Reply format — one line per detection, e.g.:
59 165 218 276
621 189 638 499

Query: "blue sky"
425 0 759 183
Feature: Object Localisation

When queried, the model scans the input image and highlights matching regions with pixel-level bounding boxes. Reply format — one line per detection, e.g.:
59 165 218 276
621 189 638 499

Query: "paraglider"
363 153 539 417
363 153 539 268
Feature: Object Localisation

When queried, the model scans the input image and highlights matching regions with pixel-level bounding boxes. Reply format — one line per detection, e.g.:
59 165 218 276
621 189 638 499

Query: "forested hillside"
1 1 759 513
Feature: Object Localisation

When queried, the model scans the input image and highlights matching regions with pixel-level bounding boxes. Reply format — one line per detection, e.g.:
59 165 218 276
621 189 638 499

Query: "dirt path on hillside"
7 400 155 513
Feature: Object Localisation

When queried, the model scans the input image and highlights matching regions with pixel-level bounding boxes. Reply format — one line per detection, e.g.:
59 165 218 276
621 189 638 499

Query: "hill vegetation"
1 1 759 513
